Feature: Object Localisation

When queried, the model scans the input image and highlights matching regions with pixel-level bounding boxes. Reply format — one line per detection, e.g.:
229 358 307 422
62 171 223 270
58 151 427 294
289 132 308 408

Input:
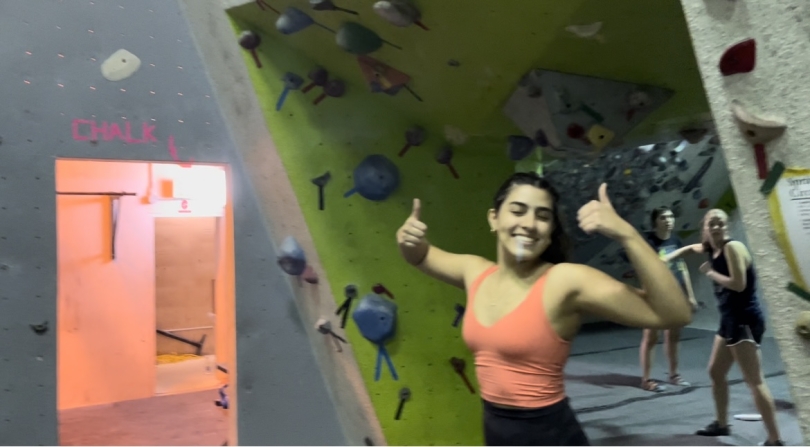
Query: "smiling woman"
395 171 692 446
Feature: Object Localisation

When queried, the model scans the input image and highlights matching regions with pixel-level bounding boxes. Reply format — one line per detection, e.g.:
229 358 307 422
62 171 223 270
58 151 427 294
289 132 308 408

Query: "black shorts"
482 398 590 446
717 315 765 346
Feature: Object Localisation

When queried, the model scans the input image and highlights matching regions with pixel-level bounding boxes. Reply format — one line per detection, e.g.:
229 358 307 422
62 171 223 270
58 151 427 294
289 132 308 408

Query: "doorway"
55 158 236 446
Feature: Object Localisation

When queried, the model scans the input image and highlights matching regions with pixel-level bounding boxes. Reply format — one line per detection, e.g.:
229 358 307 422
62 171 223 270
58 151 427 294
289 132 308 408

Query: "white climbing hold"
565 22 604 42
373 0 420 27
443 125 468 146
101 49 142 81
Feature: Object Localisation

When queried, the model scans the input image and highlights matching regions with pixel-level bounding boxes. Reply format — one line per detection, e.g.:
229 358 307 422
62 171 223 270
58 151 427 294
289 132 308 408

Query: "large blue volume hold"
352 293 397 343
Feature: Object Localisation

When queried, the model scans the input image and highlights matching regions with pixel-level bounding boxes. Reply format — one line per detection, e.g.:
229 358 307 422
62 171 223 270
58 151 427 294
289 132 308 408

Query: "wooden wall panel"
155 217 218 356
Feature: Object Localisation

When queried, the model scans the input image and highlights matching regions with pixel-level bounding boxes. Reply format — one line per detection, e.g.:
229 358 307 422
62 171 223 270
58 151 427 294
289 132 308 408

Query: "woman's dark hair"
650 206 672 228
492 172 570 264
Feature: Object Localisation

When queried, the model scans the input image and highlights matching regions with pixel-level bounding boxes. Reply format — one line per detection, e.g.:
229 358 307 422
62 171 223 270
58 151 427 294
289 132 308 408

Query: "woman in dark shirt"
668 209 782 446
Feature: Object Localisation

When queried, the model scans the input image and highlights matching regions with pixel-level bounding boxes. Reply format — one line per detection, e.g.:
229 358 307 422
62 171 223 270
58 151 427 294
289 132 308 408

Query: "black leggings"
482 398 590 446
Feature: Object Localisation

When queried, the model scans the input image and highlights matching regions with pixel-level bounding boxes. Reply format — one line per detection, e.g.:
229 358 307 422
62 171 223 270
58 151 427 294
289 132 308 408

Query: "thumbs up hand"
397 198 430 265
576 183 634 241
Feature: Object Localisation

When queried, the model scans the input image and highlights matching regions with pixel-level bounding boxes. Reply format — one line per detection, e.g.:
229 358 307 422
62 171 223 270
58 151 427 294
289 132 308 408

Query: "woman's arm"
565 262 691 329
701 241 748 292
412 245 489 290
573 184 692 328
397 198 489 289
662 243 704 263
571 229 693 328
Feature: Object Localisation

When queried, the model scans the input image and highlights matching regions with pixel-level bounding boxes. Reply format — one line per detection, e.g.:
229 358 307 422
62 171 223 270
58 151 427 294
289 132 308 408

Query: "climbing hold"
353 294 397 343
352 294 399 381
238 31 262 68
731 100 787 144
565 22 603 39
507 135 536 161
398 126 426 157
276 7 334 35
372 283 394 299
444 125 468 146
373 0 428 30
313 79 346 105
101 49 141 81
679 127 709 144
30 321 49 335
567 123 586 140
316 317 346 351
311 171 331 211
719 38 756 76
586 124 615 151
277 236 307 276
276 7 315 34
730 100 787 179
302 67 329 94
698 198 710 209
310 0 358 15
344 154 401 201
534 129 549 147
276 72 304 111
795 311 810 339
436 146 460 179
357 56 421 101
214 385 229 409
301 265 319 284
336 22 401 54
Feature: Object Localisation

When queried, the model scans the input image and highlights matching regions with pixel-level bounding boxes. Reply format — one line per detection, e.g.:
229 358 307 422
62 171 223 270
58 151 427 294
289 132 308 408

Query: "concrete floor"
568 324 800 446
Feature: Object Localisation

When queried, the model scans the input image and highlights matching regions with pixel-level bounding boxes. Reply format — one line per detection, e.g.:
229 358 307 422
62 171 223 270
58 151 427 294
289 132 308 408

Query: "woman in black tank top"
689 209 783 446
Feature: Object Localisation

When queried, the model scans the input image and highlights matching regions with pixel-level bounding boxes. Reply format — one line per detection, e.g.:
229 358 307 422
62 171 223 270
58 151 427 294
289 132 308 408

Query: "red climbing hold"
698 198 710 209
719 38 756 76
567 123 585 139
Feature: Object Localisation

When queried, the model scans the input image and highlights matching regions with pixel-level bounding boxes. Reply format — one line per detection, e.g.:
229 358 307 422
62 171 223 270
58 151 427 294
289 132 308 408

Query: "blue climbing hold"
352 293 397 343
353 293 398 381
507 135 536 161
277 236 307 276
344 154 401 202
276 7 315 35
534 129 550 147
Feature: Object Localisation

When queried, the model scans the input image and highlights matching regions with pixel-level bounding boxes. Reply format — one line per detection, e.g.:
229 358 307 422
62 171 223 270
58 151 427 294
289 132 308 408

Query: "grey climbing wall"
0 0 345 445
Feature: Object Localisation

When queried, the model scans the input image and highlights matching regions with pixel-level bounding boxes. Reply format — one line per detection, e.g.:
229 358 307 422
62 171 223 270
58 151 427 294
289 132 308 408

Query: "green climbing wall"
227 19 511 447
227 0 709 444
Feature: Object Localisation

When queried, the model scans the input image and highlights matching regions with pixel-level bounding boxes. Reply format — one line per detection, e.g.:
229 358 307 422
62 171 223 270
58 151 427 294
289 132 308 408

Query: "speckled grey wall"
0 0 345 445
680 0 810 443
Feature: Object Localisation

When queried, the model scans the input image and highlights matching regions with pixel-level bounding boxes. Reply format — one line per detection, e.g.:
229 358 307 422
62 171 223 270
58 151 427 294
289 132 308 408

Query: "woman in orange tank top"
396 172 693 446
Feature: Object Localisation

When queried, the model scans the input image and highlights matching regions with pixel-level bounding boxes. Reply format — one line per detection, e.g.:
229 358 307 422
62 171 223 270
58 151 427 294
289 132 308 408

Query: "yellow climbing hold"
624 169 632 175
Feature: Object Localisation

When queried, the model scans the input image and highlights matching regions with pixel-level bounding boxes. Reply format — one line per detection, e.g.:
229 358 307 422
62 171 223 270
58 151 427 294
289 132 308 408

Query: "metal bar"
56 191 137 196
111 196 121 260
161 326 214 332
156 329 205 355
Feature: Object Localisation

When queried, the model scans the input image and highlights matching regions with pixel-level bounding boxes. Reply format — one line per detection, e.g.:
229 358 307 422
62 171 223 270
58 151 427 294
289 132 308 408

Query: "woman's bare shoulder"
462 256 496 285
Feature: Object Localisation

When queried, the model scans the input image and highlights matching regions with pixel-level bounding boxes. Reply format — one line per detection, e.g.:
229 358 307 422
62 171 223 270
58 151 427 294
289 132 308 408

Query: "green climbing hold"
336 22 383 54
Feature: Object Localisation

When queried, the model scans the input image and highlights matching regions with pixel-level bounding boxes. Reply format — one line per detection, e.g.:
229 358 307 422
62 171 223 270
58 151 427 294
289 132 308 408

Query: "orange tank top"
462 265 571 408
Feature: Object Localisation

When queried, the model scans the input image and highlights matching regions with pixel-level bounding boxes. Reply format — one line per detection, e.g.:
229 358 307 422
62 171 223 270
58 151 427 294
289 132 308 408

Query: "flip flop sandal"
642 379 667 392
669 374 691 386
